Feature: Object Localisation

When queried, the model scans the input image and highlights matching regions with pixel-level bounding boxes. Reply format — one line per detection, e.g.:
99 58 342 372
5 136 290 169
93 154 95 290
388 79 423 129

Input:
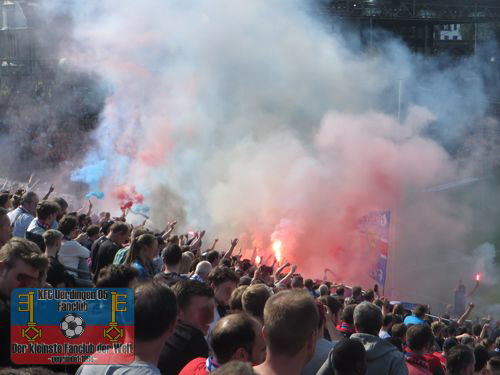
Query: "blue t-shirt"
403 315 425 326
131 260 154 281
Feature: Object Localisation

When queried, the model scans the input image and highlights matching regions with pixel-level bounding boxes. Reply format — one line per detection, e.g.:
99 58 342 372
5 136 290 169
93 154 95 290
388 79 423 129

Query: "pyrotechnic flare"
272 240 282 264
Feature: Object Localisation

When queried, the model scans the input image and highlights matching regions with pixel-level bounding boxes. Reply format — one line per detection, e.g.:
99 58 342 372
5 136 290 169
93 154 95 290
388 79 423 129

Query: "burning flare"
476 273 481 282
272 240 282 263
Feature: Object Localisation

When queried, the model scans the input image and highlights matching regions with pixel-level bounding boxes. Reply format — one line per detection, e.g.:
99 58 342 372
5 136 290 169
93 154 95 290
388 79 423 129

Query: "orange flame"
272 240 282 263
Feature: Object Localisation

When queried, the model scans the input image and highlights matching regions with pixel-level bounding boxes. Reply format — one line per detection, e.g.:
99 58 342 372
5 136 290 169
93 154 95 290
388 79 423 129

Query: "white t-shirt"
58 239 91 275
76 360 161 375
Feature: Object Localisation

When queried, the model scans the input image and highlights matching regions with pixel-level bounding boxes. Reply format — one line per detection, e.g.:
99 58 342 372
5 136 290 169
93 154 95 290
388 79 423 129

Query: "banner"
358 210 391 287
11 288 134 365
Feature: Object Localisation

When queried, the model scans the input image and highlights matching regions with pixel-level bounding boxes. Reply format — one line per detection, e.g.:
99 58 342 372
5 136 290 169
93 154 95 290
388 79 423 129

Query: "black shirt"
158 322 209 375
153 272 186 287
46 256 66 287
93 238 120 280
0 291 12 367
90 236 107 274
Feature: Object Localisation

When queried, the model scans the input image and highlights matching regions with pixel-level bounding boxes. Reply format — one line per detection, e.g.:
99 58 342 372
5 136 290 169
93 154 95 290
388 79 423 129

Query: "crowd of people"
0 187 499 375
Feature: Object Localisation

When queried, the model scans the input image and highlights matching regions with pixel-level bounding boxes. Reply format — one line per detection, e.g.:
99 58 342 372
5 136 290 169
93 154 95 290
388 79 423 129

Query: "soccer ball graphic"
60 314 85 339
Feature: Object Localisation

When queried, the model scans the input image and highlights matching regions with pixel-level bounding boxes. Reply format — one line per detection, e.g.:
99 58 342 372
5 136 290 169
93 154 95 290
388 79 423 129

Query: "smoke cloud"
31 0 499 310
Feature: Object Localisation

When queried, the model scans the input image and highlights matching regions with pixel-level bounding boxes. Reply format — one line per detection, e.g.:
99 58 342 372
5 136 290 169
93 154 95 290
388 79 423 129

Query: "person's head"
0 192 11 209
0 238 48 296
319 284 330 296
125 233 158 269
342 304 356 326
352 286 362 300
336 286 345 297
179 252 193 274
446 345 475 375
211 313 266 366
304 278 314 290
162 243 182 269
354 302 383 336
229 285 248 312
211 361 256 375
364 289 375 303
432 321 445 338
52 197 68 221
21 191 39 216
35 201 60 225
42 230 63 251
134 281 177 343
392 303 405 316
318 295 342 326
86 224 100 241
206 250 220 267
109 222 130 246
0 208 12 247
291 275 304 289
170 279 215 335
195 260 212 281
209 266 240 306
263 290 319 364
242 284 272 323
57 215 79 239
488 357 500 375
414 305 427 319
391 323 407 340
332 338 367 375
382 313 393 330
96 264 139 288
443 338 459 356
474 345 490 374
406 324 433 355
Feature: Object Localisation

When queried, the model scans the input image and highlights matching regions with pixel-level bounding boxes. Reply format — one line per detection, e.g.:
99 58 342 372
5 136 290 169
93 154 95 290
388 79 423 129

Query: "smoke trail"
50 0 499 307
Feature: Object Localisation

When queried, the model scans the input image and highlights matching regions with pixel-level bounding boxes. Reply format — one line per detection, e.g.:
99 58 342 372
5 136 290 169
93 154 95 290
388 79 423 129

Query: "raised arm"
42 184 55 200
276 264 297 286
161 221 177 240
222 238 238 261
457 303 475 326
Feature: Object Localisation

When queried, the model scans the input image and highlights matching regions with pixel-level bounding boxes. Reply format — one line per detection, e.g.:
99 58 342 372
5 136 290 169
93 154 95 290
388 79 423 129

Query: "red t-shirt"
179 357 209 375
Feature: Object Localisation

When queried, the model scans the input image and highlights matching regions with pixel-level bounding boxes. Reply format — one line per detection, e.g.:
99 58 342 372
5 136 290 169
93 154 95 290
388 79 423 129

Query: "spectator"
27 200 60 236
405 324 434 375
192 261 213 284
155 242 184 286
82 224 100 250
42 229 66 287
319 284 330 296
446 345 475 375
254 290 319 375
337 304 356 338
302 302 336 375
180 313 266 374
473 345 490 375
113 226 148 266
77 280 178 374
404 305 428 326
327 338 367 375
124 233 158 281
8 191 38 238
0 192 11 210
318 295 344 341
488 357 500 375
57 215 91 281
0 208 12 248
158 279 215 375
304 279 318 298
0 238 48 367
229 285 249 312
52 197 68 224
291 275 304 289
352 286 363 303
96 264 139 288
212 361 255 375
242 284 272 324
180 252 194 275
208 266 239 326
320 302 408 375
380 313 393 339
92 222 130 280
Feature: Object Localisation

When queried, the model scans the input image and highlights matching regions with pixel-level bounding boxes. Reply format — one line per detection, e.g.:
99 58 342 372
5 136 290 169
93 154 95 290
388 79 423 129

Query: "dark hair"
57 215 79 236
52 197 68 211
110 222 129 235
354 302 383 335
36 201 60 220
210 313 258 364
474 345 490 372
382 313 393 328
206 250 220 264
0 193 9 207
414 305 427 318
352 286 362 297
209 266 239 287
291 276 304 288
0 238 48 271
391 323 407 340
242 284 271 321
162 243 182 266
21 191 38 205
86 224 100 238
335 286 345 296
407 324 433 352
220 258 231 268
134 281 177 341
96 264 139 288
443 338 458 354
124 233 157 275
342 304 356 325
304 278 314 289
229 285 248 312
386 337 404 352
263 290 319 357
318 295 342 316
332 338 367 375
170 279 214 311
489 357 500 372
446 345 474 375
364 289 375 302
393 303 405 316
